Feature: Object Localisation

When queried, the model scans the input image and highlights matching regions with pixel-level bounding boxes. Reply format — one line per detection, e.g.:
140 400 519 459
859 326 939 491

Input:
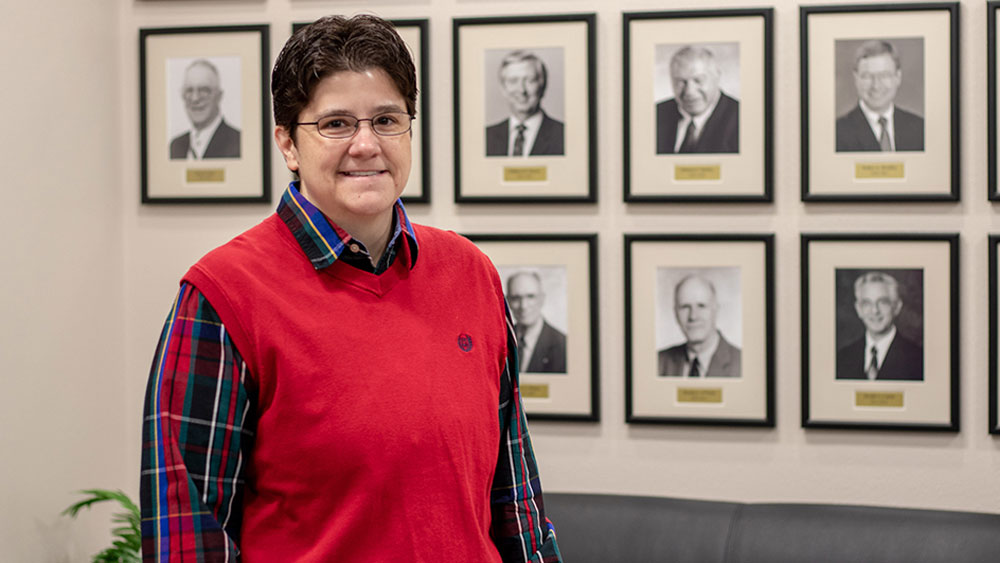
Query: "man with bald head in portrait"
506 270 567 373
169 59 241 160
655 45 739 154
836 271 923 380
836 40 924 152
658 274 741 377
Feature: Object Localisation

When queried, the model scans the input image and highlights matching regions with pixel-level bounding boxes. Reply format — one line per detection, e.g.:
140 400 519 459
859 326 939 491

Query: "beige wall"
5 0 1000 559
0 0 125 560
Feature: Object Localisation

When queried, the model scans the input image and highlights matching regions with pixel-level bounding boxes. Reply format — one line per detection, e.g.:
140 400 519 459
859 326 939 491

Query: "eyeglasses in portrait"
802 234 958 431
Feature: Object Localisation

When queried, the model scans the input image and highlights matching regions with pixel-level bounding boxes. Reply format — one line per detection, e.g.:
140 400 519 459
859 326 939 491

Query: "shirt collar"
510 110 544 131
189 114 225 159
865 325 897 362
687 330 721 372
276 181 418 271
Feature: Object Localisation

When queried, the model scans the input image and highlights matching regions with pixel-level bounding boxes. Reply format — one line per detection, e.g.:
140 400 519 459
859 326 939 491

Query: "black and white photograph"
802 234 958 431
485 48 565 157
626 235 773 426
989 235 1000 433
140 25 270 203
800 4 958 201
498 265 568 374
624 9 772 202
834 269 924 381
834 38 925 153
167 57 242 160
654 42 740 155
467 234 599 421
656 267 742 378
453 14 595 203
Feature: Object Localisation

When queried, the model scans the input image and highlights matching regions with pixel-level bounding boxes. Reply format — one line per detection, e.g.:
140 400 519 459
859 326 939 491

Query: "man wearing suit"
507 270 567 373
836 40 924 152
657 274 741 377
169 59 241 160
836 271 923 381
655 45 739 155
485 50 564 157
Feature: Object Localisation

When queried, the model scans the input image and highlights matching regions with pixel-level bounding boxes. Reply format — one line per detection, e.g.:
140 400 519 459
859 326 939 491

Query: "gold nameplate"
677 388 723 404
503 166 547 182
521 383 550 399
855 162 904 179
855 391 904 408
674 165 721 181
186 168 226 183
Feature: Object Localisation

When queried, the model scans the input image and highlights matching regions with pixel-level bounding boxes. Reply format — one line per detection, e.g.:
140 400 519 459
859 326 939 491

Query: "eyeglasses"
856 298 895 312
296 112 414 139
855 71 898 84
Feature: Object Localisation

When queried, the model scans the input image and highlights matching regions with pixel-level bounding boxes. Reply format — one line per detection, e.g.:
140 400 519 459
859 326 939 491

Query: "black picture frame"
624 234 775 427
989 3 1000 201
291 18 431 204
623 8 774 203
466 234 600 421
800 3 959 202
452 14 597 204
801 233 959 431
140 25 270 204
989 235 1000 433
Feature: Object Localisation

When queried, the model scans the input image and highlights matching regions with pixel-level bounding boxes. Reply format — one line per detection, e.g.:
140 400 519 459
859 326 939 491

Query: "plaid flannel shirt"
140 183 561 562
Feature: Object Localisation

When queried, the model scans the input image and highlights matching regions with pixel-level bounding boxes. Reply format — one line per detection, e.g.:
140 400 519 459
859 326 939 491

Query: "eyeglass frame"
295 112 415 139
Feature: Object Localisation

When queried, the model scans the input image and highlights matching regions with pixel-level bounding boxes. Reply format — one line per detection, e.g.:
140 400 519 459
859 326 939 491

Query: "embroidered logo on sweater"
457 334 473 352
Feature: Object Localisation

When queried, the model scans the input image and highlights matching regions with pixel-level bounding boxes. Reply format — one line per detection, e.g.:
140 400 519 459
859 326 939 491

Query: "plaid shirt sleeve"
140 282 255 562
490 303 563 563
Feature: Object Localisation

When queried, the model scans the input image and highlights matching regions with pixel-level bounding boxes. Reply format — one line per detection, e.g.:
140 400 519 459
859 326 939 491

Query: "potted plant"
62 489 140 562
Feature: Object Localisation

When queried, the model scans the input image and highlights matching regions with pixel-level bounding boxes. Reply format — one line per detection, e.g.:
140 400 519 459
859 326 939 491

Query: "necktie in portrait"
866 345 879 379
878 116 891 151
512 124 526 156
689 357 702 378
679 120 698 153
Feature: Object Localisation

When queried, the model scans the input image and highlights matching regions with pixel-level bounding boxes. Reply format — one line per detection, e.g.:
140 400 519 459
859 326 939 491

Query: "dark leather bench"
545 492 1000 562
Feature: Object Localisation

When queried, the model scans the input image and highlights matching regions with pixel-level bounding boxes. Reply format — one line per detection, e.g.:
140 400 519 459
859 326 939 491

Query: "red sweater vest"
184 215 506 562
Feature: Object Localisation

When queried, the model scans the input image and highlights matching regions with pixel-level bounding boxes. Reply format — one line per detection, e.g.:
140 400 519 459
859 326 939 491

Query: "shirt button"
349 243 361 253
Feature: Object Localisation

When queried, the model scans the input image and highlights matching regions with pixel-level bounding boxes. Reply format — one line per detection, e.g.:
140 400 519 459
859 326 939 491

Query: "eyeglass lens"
315 112 412 138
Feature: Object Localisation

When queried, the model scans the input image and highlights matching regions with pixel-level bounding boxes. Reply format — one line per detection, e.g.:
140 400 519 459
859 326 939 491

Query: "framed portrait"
140 25 270 204
452 14 596 203
466 234 599 421
291 18 430 204
801 234 959 431
989 3 1000 201
625 234 774 426
800 3 959 201
990 236 1000 433
623 9 773 202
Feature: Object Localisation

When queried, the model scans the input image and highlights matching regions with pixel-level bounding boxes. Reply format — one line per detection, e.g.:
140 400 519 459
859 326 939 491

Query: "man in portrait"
169 59 241 160
506 270 567 373
836 271 923 380
485 50 565 157
836 40 924 152
655 45 739 155
658 274 741 377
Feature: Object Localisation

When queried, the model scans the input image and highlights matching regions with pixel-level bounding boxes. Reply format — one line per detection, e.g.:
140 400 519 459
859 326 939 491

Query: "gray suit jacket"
523 321 567 374
655 93 739 154
169 119 241 160
835 105 924 152
485 112 565 156
657 332 741 377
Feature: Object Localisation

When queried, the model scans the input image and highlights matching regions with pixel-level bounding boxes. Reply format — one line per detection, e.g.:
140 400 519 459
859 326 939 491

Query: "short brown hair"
271 15 417 136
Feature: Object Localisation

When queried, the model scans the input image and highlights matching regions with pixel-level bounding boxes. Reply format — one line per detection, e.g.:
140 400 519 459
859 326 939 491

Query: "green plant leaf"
62 489 141 562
